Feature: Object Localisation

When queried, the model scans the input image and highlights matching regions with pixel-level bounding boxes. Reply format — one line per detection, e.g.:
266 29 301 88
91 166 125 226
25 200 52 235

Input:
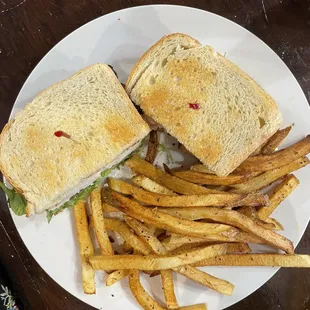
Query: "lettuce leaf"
46 167 113 223
0 181 27 216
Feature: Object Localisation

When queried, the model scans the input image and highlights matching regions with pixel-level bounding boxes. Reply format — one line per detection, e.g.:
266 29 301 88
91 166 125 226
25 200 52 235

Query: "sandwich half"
126 33 282 176
0 64 150 217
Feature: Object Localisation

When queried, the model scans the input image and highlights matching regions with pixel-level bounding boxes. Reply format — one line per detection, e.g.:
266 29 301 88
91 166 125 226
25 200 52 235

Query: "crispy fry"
173 170 250 186
112 193 231 237
236 135 310 173
146 130 159 164
161 232 264 251
90 187 113 255
227 243 251 253
104 218 150 255
190 165 215 174
73 201 96 294
125 155 221 194
126 217 233 296
160 270 178 309
194 254 310 267
109 178 266 207
106 270 129 286
257 174 300 220
132 175 176 195
238 206 257 220
102 202 119 212
265 218 284 231
157 207 293 253
89 244 228 270
129 269 165 310
176 265 234 295
261 125 293 155
253 218 276 230
179 304 207 310
232 158 306 193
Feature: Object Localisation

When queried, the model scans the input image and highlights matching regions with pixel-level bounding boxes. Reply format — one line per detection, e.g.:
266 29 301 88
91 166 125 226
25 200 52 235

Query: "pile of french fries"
73 126 310 310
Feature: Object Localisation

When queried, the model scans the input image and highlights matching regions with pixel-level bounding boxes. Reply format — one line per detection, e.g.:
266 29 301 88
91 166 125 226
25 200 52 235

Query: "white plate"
9 5 310 310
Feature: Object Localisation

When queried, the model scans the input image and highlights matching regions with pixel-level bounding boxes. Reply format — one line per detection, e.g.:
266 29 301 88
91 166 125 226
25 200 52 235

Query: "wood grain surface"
0 0 309 309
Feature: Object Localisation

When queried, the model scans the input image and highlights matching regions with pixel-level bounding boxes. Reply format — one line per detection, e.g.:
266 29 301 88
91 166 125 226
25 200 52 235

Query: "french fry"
161 232 264 250
129 270 207 310
238 206 257 220
109 178 266 207
236 135 310 173
172 170 250 186
257 174 300 220
265 218 284 231
90 187 113 255
102 202 119 212
190 165 215 174
132 175 176 195
227 243 251 253
89 244 228 271
231 158 307 193
106 270 129 286
157 207 293 253
176 265 234 295
160 270 178 309
125 155 221 194
112 192 232 237
194 254 310 268
126 217 234 296
179 304 207 310
261 125 293 155
73 201 96 294
129 269 165 310
104 218 150 255
146 130 159 164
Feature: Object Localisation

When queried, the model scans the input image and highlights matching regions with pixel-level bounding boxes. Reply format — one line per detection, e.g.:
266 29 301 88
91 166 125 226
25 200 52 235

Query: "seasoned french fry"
190 165 215 174
161 232 263 251
104 218 150 255
125 155 221 194
106 270 129 286
73 201 96 294
129 270 208 310
194 254 310 268
160 269 178 309
102 202 119 212
257 174 300 220
261 125 293 155
109 178 266 207
89 244 228 271
172 170 250 186
129 269 165 310
176 265 234 295
146 130 159 164
236 135 310 173
227 243 251 253
231 158 307 193
112 192 232 237
179 304 207 310
126 217 234 296
132 175 176 195
157 207 293 253
90 187 113 255
265 218 284 231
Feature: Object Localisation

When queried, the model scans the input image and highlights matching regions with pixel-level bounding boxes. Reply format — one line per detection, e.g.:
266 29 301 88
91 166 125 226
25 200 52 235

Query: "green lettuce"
46 167 113 223
46 140 146 222
0 181 27 216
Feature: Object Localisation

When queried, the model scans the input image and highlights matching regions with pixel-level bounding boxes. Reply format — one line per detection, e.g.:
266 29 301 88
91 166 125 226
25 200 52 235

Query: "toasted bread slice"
0 64 150 214
126 34 282 176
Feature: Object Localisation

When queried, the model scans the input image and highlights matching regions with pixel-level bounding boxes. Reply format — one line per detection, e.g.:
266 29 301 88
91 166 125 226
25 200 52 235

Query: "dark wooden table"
0 0 309 309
